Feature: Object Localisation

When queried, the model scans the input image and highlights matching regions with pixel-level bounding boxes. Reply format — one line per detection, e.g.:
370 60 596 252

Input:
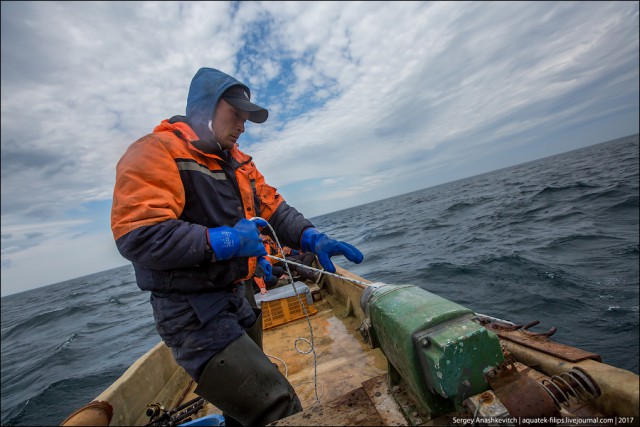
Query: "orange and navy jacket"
110 117 312 294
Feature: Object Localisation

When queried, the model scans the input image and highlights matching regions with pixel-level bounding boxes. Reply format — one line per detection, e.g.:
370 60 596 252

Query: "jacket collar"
154 117 252 165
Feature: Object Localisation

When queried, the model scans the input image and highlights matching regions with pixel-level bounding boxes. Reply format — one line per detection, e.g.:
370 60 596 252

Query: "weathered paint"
365 284 504 416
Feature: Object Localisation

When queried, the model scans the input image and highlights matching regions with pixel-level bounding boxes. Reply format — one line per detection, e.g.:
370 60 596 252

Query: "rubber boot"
194 334 302 426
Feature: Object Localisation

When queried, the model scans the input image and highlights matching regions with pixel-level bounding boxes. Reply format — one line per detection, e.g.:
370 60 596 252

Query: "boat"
61 262 639 426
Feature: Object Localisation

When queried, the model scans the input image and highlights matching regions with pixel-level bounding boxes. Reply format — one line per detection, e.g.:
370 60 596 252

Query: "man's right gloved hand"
207 218 268 260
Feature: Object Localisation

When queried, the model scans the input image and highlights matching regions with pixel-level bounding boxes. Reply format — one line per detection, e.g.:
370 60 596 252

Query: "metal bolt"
480 391 494 404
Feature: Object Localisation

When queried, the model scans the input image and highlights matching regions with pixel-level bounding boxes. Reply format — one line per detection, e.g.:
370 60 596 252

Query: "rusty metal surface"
485 359 560 418
482 321 602 362
540 367 601 408
500 341 639 417
269 387 385 426
463 390 510 419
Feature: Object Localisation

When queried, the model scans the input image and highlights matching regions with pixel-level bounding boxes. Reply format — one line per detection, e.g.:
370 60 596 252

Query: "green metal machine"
359 283 504 419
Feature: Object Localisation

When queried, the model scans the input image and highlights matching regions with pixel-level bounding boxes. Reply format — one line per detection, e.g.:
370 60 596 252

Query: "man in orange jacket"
110 67 363 426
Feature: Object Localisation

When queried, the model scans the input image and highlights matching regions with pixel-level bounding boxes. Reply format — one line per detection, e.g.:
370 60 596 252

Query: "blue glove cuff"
300 228 322 253
207 226 239 260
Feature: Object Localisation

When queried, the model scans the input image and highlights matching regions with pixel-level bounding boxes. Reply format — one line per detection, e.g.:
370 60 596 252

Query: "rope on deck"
251 217 321 404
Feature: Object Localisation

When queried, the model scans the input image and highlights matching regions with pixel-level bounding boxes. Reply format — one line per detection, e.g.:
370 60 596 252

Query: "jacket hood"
186 68 251 145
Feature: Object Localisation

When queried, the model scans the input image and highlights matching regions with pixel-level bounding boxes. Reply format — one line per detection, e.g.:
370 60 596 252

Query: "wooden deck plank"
269 387 385 426
261 293 387 408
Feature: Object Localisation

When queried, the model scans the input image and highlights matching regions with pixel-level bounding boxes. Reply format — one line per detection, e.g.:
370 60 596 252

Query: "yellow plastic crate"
262 295 318 330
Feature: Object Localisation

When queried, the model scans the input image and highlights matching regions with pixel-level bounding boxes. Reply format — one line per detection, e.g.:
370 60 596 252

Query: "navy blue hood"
186 68 266 145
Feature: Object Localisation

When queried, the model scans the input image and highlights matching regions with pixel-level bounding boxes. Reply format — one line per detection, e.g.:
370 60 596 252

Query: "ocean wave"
420 220 453 231
1 397 29 426
611 244 639 256
55 332 80 351
534 181 599 197
2 369 123 426
441 201 478 215
359 229 407 243
604 195 639 212
69 290 93 298
545 233 605 248
575 187 633 205
84 321 116 333
543 208 585 223
606 305 639 313
2 305 96 340
106 288 145 304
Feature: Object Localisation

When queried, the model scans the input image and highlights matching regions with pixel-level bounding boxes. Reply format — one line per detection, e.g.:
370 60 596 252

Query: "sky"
1 1 638 297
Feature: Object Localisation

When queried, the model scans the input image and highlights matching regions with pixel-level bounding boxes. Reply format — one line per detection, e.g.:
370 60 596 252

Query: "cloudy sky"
1 1 638 297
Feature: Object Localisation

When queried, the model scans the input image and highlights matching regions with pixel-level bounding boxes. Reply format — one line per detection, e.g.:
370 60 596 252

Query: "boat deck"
262 291 388 406
153 274 633 426
180 288 609 426
180 288 388 419
88 268 638 426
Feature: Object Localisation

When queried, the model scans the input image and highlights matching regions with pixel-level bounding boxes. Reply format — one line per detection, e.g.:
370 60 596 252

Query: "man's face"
212 98 250 150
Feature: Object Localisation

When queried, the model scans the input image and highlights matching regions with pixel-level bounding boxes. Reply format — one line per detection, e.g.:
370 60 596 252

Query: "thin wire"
266 255 370 286
268 257 516 328
251 217 320 404
473 312 516 326
270 252 517 329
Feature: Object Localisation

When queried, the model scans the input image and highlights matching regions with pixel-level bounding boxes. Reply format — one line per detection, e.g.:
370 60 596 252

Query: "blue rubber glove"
300 228 364 273
257 256 272 281
207 218 268 260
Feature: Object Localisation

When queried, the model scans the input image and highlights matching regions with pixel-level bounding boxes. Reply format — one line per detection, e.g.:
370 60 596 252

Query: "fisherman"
110 67 364 426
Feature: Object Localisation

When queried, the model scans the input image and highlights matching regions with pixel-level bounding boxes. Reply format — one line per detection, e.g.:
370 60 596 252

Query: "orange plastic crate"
262 295 318 330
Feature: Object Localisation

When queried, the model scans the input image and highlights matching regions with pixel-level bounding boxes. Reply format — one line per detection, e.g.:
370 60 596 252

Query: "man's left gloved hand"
300 228 364 273
257 256 272 281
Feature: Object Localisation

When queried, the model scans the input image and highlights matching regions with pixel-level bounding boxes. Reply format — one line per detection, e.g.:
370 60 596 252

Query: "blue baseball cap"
221 85 268 123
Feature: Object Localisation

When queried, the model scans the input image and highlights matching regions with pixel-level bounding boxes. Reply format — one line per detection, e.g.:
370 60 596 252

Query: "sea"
1 134 638 426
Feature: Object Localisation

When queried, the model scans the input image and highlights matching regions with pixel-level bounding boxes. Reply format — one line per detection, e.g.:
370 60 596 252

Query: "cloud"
1 1 638 295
